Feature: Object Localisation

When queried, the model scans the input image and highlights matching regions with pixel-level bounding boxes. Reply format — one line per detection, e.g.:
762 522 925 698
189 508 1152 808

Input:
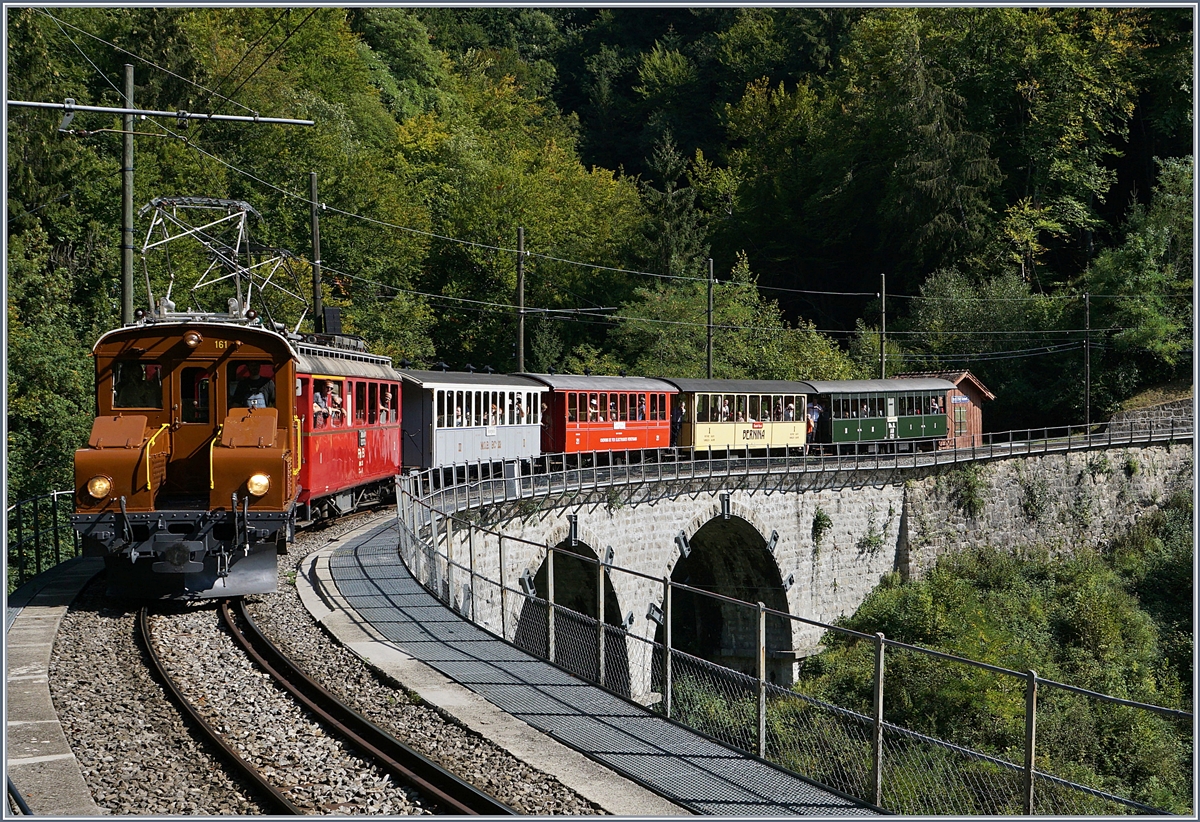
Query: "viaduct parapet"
399 430 1192 704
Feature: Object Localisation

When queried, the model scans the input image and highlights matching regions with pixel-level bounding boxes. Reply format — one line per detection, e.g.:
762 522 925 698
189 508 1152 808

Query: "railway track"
138 601 515 816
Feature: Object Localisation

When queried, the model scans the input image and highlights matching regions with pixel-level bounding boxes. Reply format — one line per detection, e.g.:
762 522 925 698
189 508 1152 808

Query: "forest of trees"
6 8 1193 501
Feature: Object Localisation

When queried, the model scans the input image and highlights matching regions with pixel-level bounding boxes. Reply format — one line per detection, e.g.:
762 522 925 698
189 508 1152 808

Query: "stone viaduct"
398 424 1193 705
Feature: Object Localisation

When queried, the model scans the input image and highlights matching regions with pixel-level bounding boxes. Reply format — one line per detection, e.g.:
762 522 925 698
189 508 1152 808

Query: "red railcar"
524 374 678 458
294 338 403 519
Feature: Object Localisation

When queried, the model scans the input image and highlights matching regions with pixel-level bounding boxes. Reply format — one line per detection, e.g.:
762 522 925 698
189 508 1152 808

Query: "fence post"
597 560 606 688
52 492 62 565
14 502 24 587
547 542 555 664
663 576 672 719
468 522 477 621
872 632 886 808
1024 670 1038 815
758 601 767 759
33 498 43 579
499 534 508 642
446 517 456 605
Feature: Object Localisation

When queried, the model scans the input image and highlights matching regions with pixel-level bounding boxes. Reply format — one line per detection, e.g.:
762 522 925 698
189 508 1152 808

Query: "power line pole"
1085 292 1091 430
310 172 323 332
879 272 886 379
121 65 134 325
707 258 714 379
517 226 525 372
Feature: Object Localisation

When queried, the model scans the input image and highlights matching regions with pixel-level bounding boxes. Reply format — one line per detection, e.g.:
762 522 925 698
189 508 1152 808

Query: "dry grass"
1116 380 1194 413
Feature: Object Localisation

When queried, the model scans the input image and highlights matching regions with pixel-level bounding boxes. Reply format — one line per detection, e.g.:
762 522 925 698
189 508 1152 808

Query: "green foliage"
811 507 833 550
1018 468 1050 523
948 465 986 519
796 503 1194 813
609 252 855 380
856 505 885 554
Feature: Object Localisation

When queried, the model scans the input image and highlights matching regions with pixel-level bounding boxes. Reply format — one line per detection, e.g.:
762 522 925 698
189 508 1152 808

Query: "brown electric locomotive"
72 310 402 599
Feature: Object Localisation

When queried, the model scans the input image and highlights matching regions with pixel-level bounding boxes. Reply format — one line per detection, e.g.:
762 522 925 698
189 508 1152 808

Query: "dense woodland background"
6 7 1194 502
5 11 1194 805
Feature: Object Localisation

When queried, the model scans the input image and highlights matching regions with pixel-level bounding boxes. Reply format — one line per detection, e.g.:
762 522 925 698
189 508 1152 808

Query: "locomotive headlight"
86 475 113 499
183 330 203 348
246 473 271 497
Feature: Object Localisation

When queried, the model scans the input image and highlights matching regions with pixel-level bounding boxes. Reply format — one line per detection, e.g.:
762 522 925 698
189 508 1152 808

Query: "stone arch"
653 510 794 687
512 534 631 696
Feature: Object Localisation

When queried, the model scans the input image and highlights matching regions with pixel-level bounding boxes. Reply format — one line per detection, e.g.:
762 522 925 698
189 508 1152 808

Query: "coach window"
693 394 707 423
181 367 210 423
367 383 378 425
617 393 626 422
351 382 365 424
568 392 578 422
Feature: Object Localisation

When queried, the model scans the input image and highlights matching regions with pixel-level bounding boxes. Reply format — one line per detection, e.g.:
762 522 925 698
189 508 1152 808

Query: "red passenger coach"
525 374 677 460
294 338 403 519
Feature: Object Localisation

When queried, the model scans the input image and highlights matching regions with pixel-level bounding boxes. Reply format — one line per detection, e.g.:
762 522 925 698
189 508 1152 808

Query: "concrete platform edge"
5 557 107 816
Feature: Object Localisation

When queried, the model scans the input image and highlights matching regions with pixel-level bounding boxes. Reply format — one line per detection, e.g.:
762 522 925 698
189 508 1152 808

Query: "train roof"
663 378 812 394
800 378 957 394
298 346 403 381
399 370 544 389
519 373 677 392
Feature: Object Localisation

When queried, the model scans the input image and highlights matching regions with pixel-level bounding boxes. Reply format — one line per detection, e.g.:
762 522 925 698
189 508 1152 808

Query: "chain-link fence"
396 472 1194 816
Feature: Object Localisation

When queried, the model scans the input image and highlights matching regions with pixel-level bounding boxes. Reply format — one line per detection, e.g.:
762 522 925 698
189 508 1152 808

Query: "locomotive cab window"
113 361 164 409
228 362 276 409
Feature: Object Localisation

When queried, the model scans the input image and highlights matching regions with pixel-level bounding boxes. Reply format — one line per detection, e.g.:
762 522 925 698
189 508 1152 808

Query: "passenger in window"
720 398 731 421
670 401 685 448
380 390 393 423
589 397 600 422
455 406 465 426
490 403 499 425
313 381 330 428
233 363 275 408
637 396 646 420
785 402 796 421
328 384 345 424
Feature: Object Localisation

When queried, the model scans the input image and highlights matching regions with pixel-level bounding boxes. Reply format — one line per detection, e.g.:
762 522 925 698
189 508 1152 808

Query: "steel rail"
135 607 302 815
220 599 516 816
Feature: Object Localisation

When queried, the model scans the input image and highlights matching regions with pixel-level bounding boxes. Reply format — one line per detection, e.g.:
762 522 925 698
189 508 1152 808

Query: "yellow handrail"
293 415 302 476
143 423 170 491
209 425 224 490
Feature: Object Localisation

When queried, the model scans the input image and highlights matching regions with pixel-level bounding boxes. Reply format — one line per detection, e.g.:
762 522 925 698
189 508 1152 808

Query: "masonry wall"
406 440 1192 703
900 443 1194 579
1107 397 1193 434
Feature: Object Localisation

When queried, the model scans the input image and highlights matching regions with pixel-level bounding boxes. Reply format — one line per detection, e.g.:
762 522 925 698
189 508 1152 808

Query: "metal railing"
403 417 1193 518
394 418 1194 816
7 490 79 594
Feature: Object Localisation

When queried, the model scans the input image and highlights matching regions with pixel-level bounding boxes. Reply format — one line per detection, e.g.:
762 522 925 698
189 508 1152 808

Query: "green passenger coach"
800 378 956 450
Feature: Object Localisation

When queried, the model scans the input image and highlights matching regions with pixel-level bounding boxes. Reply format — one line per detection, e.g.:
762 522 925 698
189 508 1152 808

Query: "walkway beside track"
5 556 105 816
307 519 877 817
